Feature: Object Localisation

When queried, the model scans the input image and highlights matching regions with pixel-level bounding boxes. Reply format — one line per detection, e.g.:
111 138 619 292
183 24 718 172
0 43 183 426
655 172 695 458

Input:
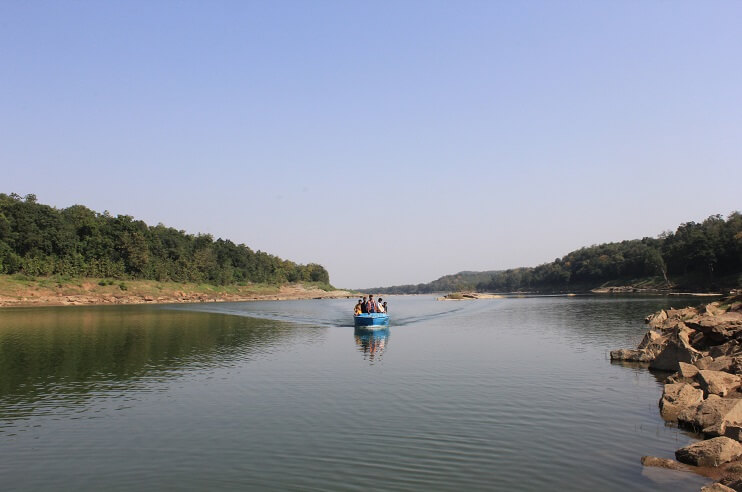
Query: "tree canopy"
0 193 330 285
371 213 742 294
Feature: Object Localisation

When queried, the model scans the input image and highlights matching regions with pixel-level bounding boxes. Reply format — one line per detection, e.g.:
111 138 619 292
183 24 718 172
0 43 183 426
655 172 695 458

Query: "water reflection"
353 327 389 363
0 306 311 424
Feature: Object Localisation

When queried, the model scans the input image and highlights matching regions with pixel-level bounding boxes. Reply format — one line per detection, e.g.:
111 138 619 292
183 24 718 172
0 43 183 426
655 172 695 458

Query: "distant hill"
0 193 330 286
364 270 502 294
369 213 742 294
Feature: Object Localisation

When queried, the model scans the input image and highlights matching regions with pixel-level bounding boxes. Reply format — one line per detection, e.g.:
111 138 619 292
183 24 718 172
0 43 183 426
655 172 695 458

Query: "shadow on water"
353 327 390 363
0 305 315 422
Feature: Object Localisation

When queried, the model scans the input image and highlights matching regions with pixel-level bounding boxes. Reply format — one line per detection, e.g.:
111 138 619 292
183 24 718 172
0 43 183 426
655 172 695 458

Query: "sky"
1 1 740 288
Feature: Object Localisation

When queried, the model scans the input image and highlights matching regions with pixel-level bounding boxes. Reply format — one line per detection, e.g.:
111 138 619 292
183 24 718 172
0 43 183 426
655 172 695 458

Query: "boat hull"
353 313 389 327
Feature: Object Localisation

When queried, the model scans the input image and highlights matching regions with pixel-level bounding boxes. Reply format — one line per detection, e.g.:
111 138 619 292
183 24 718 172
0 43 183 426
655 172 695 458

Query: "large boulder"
698 370 742 397
710 342 742 359
638 330 662 350
686 312 742 343
667 306 699 320
675 436 742 467
650 330 702 372
702 483 737 492
706 302 724 316
679 362 700 380
677 396 742 436
659 318 692 334
702 355 742 374
646 310 668 329
719 477 742 491
660 383 704 421
644 335 669 359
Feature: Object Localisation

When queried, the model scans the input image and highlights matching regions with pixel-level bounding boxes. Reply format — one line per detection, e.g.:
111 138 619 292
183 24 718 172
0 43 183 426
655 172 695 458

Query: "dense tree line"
372 213 742 294
0 193 330 285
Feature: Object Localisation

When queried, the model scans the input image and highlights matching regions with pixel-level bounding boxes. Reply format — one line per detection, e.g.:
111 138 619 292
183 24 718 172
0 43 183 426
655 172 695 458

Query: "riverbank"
437 292 504 300
611 294 742 490
0 275 355 308
437 289 726 301
591 285 724 296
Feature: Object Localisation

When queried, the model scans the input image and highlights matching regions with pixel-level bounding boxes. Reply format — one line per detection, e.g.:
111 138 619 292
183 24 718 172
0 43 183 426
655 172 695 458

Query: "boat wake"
164 296 501 328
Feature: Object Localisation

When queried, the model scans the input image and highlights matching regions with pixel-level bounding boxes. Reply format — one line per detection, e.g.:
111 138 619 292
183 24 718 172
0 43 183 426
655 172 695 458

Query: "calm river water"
0 295 713 490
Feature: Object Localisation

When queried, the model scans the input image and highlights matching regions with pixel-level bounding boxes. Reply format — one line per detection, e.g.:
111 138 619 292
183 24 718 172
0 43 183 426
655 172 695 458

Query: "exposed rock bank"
611 294 742 490
437 292 504 301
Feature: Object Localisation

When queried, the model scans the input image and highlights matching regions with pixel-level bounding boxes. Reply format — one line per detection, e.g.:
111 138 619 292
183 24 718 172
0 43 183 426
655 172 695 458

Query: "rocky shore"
611 294 742 491
592 285 721 295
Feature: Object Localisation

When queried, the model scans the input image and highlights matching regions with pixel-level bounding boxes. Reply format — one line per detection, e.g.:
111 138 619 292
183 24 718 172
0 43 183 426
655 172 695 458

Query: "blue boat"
353 313 389 327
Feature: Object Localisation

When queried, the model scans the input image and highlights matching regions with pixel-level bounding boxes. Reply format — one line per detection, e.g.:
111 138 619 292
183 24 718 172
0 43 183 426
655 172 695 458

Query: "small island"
437 292 504 300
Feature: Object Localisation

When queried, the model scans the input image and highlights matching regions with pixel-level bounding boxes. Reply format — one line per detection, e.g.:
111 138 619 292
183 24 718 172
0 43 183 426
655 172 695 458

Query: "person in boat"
360 296 368 313
366 294 376 313
377 297 385 313
383 301 387 313
354 300 363 315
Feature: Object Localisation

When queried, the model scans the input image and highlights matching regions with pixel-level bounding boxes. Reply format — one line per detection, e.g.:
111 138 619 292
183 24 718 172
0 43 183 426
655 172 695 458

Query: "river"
0 295 711 490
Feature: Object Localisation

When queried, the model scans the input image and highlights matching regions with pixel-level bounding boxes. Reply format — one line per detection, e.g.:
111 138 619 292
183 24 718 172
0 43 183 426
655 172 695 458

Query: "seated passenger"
377 297 385 313
354 300 362 315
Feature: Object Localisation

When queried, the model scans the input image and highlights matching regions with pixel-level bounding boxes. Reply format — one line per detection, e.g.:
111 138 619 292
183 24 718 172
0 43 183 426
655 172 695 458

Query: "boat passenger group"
354 294 387 315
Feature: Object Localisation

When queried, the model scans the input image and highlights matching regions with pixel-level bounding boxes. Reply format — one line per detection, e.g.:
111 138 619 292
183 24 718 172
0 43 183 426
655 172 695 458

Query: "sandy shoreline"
0 281 356 309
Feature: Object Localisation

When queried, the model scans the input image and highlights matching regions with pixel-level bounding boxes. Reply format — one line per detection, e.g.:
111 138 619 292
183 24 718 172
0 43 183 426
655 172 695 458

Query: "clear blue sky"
2 1 740 288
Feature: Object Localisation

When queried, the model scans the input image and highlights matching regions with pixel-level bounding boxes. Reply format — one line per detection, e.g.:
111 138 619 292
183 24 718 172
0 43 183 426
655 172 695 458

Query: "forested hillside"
367 271 503 295
0 193 330 285
372 213 742 294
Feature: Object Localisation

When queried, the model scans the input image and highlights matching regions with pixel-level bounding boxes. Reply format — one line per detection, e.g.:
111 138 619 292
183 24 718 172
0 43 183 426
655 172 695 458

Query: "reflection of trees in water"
354 327 389 363
0 306 309 417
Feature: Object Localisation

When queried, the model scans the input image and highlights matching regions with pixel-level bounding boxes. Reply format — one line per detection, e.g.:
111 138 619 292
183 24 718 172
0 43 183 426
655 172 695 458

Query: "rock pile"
611 294 742 491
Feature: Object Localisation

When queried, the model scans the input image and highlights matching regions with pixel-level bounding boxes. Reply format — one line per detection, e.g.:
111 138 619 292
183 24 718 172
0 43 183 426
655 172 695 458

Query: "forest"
372 212 742 294
0 193 330 286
